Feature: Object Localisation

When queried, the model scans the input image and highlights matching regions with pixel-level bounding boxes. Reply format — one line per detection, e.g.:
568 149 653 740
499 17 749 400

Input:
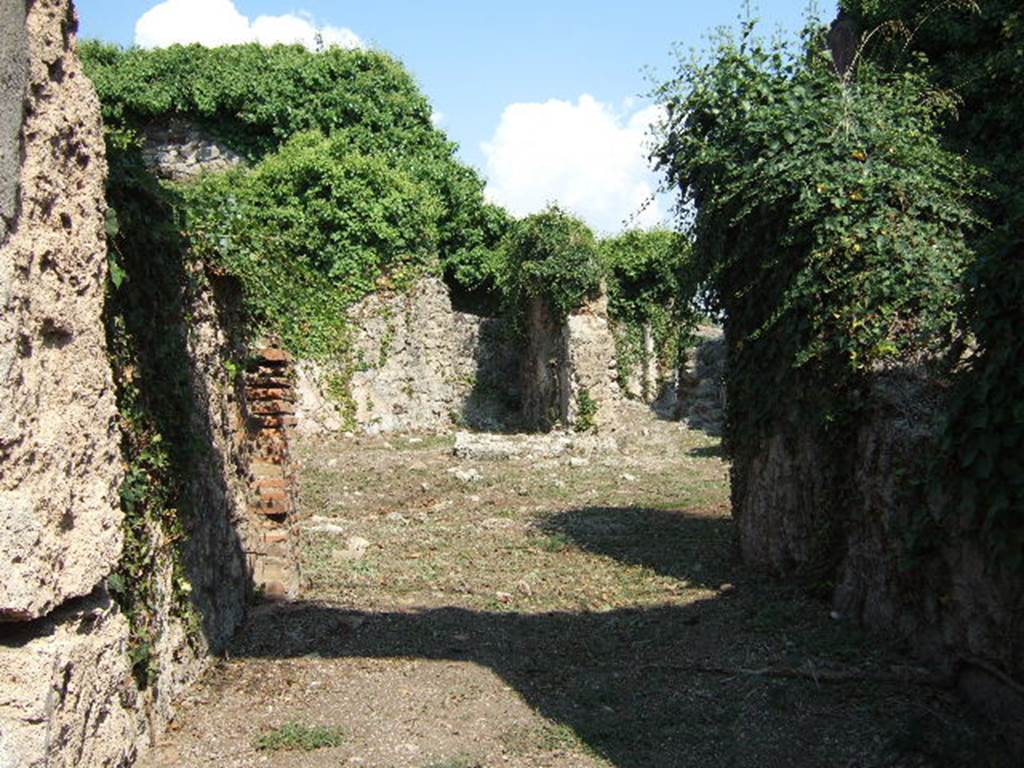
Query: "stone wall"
141 119 243 181
295 277 519 435
732 368 1024 729
520 292 624 432
0 0 27 243
0 0 120 624
617 322 673 406
0 2 135 764
294 278 626 437
0 6 273 764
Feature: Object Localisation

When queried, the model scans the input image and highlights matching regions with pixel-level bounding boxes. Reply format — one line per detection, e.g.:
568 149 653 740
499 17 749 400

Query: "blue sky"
75 1 828 233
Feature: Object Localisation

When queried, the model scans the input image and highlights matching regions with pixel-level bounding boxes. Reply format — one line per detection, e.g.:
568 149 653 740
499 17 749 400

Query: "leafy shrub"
574 389 598 433
497 205 602 322
80 42 506 299
183 130 441 359
652 22 978 438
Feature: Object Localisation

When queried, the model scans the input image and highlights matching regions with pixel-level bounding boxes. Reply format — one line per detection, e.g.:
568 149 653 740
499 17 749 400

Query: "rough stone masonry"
0 0 121 622
0 1 141 766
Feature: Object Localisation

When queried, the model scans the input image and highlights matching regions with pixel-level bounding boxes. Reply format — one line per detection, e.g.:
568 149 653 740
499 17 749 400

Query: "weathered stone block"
0 591 143 768
0 0 28 241
0 0 121 620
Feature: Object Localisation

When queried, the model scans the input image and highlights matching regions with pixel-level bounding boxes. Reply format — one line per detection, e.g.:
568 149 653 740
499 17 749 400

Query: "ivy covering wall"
652 2 1021 571
82 42 509 360
839 0 1024 569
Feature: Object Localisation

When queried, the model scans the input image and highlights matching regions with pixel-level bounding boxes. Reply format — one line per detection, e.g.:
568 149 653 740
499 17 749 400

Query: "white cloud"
481 95 668 234
135 0 363 51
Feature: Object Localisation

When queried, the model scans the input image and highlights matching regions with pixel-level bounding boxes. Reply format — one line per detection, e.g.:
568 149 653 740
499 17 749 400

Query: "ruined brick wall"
245 343 301 598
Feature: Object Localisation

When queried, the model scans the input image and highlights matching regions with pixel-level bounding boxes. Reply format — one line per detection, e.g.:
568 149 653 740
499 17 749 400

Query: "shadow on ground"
540 506 736 588
229 508 1010 768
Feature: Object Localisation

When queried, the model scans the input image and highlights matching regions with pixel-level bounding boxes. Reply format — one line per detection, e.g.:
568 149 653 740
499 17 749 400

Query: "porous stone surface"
0 590 144 768
564 292 623 428
296 277 518 435
0 0 121 620
0 0 28 241
141 119 243 181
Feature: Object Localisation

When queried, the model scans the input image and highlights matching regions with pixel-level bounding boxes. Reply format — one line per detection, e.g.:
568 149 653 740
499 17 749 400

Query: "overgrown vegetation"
82 42 507 361
182 130 439 359
839 0 1024 568
654 22 977 440
102 145 206 686
601 229 692 395
496 204 603 323
653 1 1022 570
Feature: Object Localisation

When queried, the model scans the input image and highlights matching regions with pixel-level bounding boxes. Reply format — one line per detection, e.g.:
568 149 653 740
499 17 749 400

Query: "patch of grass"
253 721 346 752
401 434 457 452
424 756 482 768
537 532 573 553
500 722 585 755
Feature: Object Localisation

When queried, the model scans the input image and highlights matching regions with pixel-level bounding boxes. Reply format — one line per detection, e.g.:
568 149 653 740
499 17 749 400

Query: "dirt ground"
140 408 1011 768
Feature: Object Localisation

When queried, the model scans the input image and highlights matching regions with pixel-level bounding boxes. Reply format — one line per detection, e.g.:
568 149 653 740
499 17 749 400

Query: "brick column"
244 341 301 598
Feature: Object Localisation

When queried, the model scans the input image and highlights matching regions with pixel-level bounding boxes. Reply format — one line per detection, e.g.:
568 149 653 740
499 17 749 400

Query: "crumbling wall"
0 6 272 765
295 277 519 434
564 292 623 428
242 341 301 599
520 292 624 432
141 118 242 181
617 322 675 407
733 368 1024 720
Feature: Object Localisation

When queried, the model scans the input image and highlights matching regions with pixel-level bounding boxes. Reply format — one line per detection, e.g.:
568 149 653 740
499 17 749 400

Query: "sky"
74 0 827 234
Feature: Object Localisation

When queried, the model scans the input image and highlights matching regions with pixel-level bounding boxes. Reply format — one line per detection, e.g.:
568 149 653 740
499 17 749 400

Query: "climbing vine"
652 21 978 442
181 130 441 360
601 229 693 395
80 41 507 311
103 139 205 685
496 205 603 324
838 0 1024 566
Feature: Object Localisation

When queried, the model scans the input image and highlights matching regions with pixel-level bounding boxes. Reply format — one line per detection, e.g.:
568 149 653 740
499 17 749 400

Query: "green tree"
600 229 693 388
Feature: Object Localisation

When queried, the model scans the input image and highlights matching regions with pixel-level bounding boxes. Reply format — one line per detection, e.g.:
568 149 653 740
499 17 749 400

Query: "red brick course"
244 340 301 597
